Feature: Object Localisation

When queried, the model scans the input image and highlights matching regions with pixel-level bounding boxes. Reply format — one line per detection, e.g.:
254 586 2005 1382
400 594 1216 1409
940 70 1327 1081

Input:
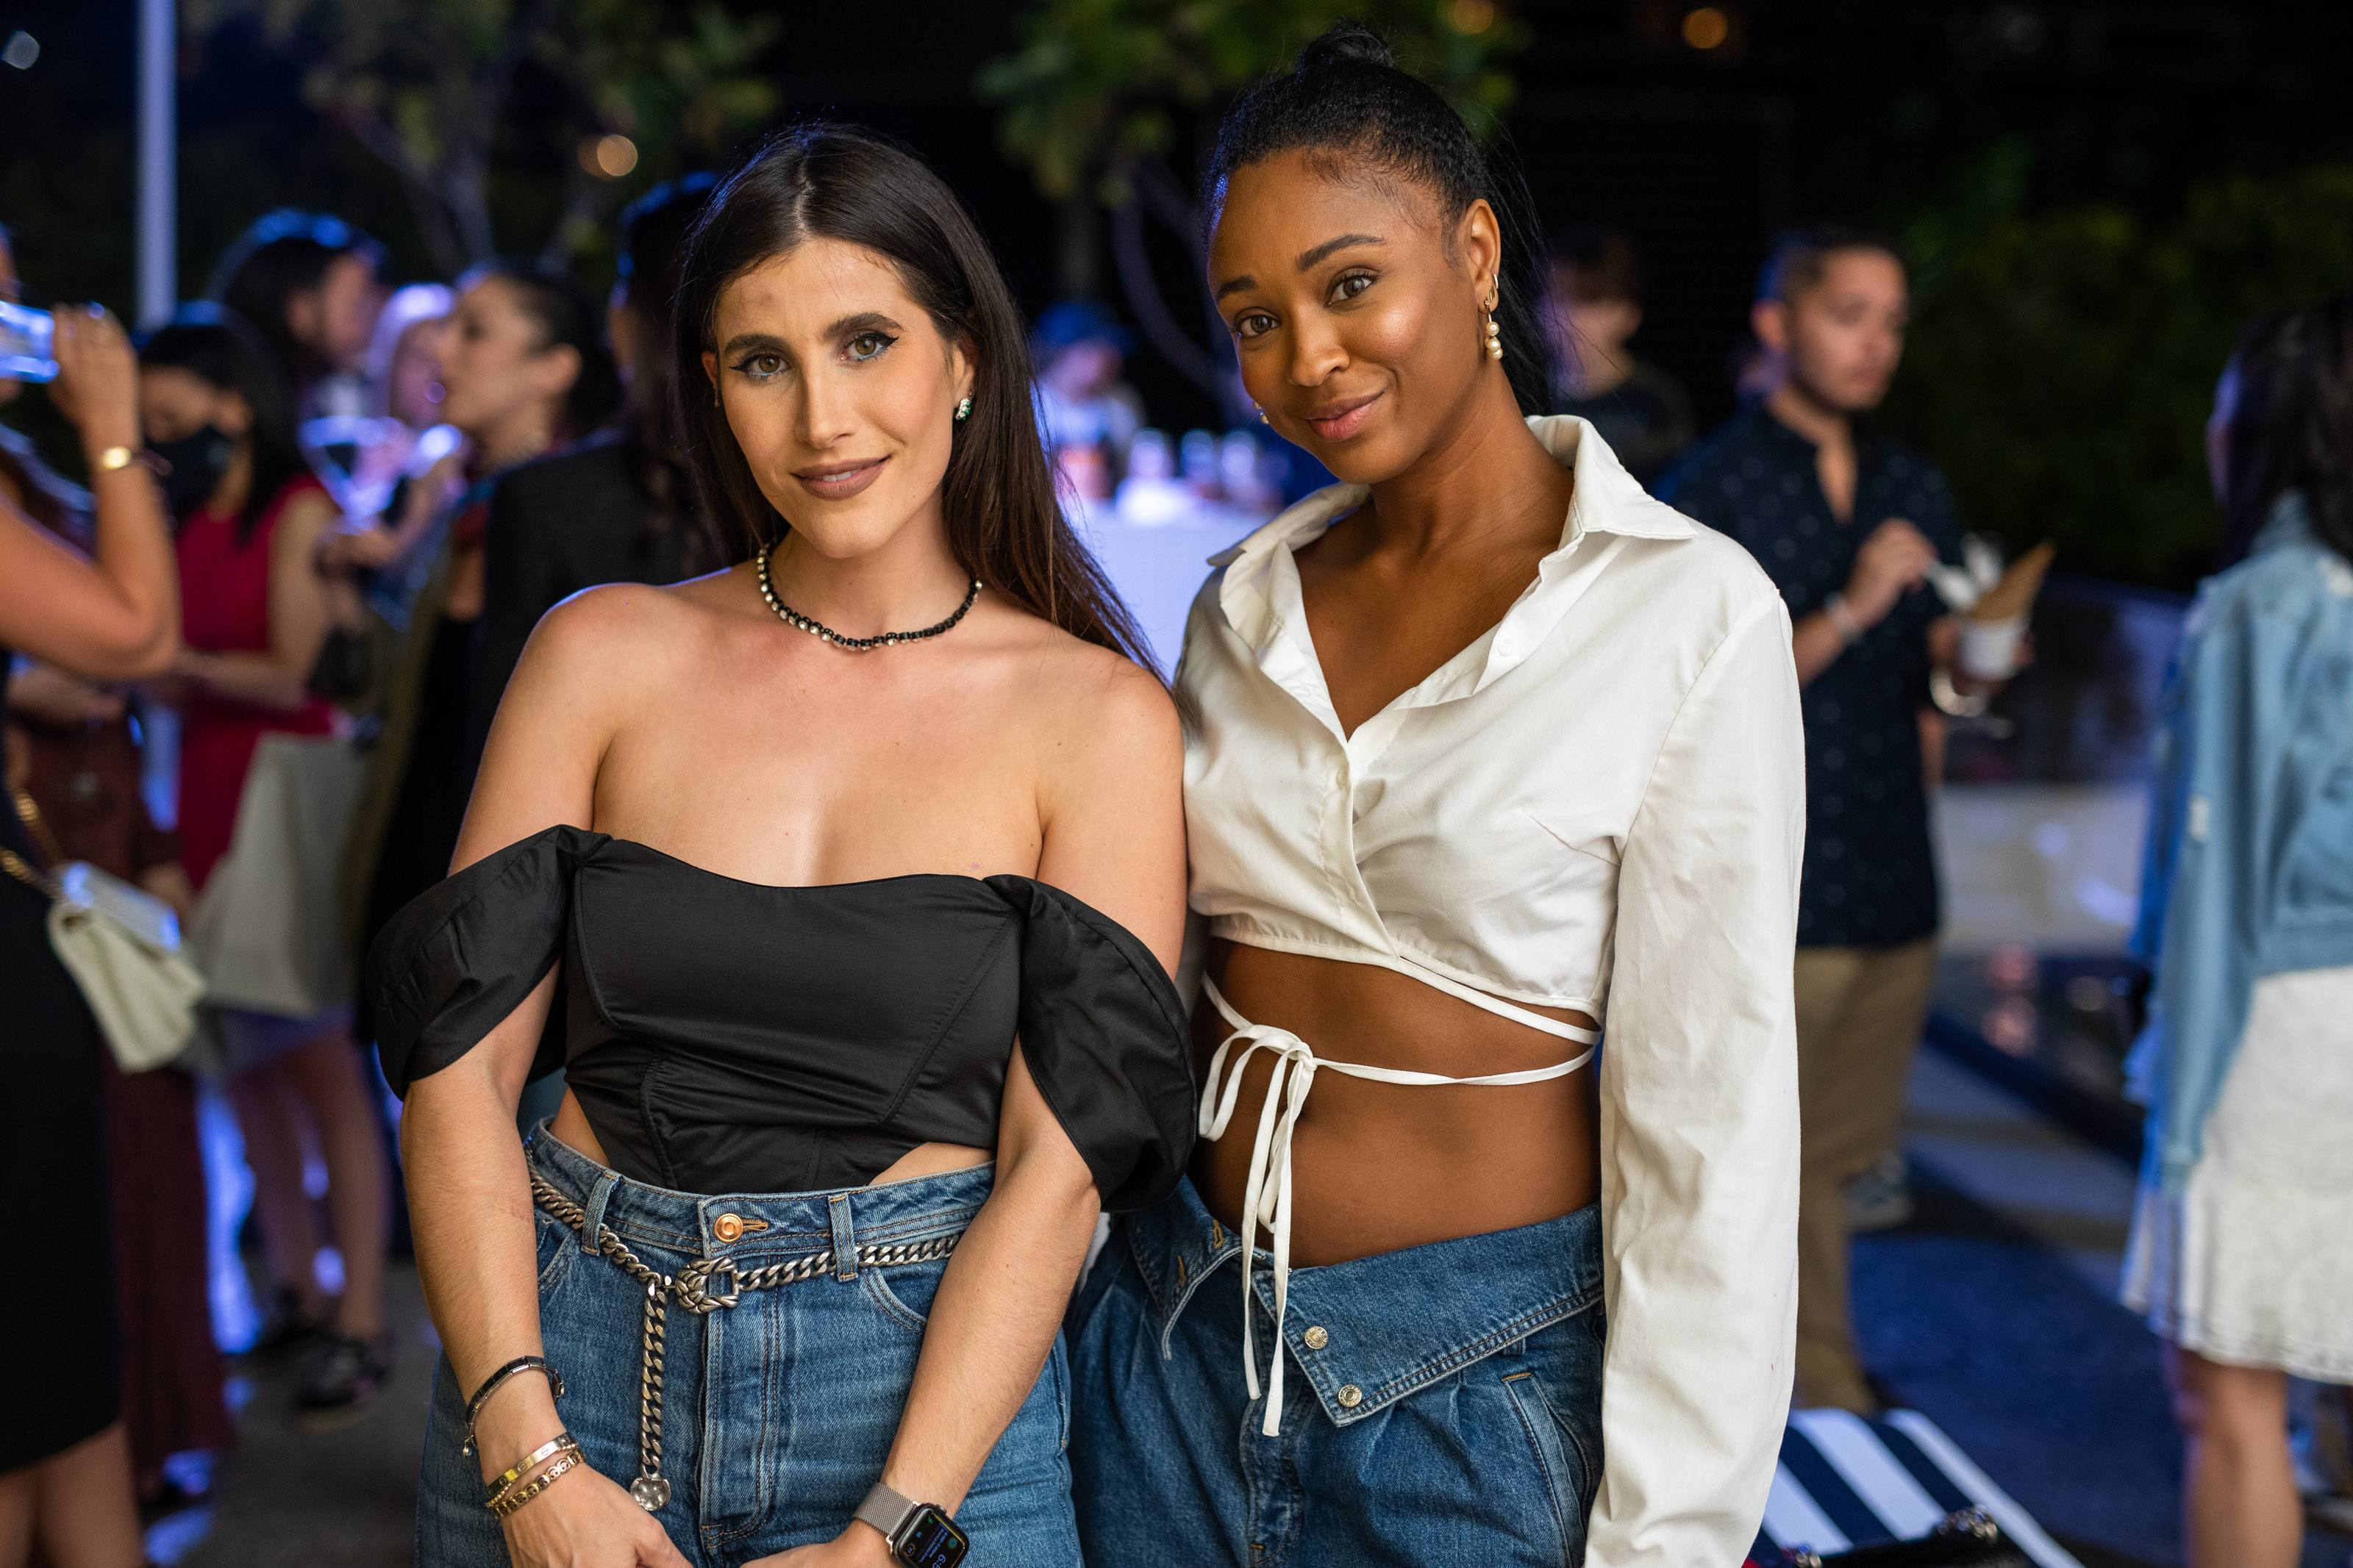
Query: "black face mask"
146 426 235 520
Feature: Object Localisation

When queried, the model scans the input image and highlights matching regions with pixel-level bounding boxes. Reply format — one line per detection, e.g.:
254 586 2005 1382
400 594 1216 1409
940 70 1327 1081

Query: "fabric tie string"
1196 977 1597 1436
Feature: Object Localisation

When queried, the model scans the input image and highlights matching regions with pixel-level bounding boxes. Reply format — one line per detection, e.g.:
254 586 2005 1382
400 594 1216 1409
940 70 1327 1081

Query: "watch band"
855 1481 918 1542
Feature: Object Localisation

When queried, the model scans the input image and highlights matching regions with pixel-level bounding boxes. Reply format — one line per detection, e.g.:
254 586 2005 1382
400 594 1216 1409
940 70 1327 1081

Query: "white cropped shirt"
1178 416 1806 1567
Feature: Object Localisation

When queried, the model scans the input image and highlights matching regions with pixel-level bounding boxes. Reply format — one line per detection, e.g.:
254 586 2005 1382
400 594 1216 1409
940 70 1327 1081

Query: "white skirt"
2123 964 2353 1382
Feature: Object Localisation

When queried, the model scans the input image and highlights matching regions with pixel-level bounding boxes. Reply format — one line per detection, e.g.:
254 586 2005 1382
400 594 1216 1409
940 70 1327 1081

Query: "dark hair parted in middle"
673 122 1150 665
1205 23 1557 418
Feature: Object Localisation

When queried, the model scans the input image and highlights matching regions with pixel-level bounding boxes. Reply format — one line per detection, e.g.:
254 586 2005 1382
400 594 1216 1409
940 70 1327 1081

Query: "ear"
535 343 583 403
1455 198 1504 304
947 334 976 410
1751 298 1791 357
215 389 255 439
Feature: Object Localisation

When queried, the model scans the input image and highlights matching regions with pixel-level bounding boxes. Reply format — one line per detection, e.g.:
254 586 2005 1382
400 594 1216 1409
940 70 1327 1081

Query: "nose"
1285 313 1349 390
797 362 857 448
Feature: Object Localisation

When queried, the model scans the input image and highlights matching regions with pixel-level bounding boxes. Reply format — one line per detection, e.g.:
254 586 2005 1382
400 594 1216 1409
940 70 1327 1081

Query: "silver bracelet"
1823 593 1865 645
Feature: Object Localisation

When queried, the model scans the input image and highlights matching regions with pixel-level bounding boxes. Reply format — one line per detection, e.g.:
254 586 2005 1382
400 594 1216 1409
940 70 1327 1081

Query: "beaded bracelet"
488 1450 582 1519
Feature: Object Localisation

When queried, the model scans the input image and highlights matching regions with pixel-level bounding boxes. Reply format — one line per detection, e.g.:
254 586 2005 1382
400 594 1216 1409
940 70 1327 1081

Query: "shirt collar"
1210 415 1693 654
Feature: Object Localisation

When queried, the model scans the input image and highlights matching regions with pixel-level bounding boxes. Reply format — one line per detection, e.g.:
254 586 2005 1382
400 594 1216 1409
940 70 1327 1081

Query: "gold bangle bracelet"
488 1450 582 1518
485 1433 579 1505
93 445 138 473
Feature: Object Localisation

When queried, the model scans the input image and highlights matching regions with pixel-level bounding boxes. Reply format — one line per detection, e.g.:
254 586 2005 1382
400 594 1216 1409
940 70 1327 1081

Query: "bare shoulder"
1033 620 1179 759
508 574 733 716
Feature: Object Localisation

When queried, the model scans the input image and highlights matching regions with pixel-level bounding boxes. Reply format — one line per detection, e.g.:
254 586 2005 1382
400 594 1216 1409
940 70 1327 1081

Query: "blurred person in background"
343 259 615 1034
1032 298 1144 495
2124 298 2353 1568
470 176 720 753
0 253 177 1564
308 281 456 526
1541 224 1693 484
1660 228 1998 1415
208 209 388 420
5 229 226 1509
140 307 397 1420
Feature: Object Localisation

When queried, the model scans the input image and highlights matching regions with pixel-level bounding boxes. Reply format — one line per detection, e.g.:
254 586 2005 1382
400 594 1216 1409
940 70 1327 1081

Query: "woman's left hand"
741 1526 897 1568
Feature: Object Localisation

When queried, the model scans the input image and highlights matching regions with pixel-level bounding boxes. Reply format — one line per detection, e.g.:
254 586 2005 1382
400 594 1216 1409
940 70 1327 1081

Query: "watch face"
894 1505 969 1568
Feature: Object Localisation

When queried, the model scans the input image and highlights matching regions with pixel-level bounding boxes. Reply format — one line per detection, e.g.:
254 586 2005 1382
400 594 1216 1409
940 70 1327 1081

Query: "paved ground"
151 1048 2350 1567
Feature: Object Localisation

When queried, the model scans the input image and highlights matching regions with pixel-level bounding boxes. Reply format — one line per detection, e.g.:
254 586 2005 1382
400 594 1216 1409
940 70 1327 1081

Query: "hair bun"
1297 22 1395 73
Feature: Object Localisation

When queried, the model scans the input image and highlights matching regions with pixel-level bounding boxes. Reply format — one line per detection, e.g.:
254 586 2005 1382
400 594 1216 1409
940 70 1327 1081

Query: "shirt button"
712 1213 744 1243
1336 1383 1363 1408
1303 1325 1329 1350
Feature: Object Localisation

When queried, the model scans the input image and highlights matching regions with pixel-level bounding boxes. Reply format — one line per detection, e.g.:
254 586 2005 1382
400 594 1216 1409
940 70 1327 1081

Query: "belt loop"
827 1192 857 1281
579 1171 619 1256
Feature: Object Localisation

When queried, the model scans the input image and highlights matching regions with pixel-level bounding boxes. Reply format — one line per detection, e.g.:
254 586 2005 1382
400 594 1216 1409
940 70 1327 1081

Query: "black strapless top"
365 826 1194 1206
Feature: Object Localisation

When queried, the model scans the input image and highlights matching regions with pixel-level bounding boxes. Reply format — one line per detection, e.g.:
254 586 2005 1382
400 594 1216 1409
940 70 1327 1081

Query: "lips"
792 456 889 501
1302 390 1383 443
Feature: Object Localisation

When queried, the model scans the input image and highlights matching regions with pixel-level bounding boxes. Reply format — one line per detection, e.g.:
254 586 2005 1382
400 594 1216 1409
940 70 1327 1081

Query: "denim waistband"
526 1121 993 1270
1125 1175 1604 1428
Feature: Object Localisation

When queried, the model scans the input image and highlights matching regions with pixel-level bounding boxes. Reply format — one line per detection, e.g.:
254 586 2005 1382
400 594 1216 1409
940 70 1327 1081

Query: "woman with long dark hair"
140 307 401 1418
371 124 1191 1567
2124 299 2353 1568
344 259 617 1020
1065 27 1804 1565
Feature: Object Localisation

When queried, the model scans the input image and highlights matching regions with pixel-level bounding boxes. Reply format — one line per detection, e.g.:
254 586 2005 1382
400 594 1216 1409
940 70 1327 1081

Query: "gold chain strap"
10 787 68 867
1 787 65 901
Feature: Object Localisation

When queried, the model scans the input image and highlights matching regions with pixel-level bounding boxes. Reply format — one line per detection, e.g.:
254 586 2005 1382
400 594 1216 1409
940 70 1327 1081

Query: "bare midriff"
547 1094 991 1189
1190 940 1602 1267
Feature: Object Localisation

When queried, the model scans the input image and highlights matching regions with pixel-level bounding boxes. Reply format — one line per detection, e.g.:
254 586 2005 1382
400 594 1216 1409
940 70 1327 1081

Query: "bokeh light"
1681 7 1730 49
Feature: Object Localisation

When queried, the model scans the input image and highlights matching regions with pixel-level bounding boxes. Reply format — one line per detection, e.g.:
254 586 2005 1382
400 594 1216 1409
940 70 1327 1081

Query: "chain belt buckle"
671 1255 740 1314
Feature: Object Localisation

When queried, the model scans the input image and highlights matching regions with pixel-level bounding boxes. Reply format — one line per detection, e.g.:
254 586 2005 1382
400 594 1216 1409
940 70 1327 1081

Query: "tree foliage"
1890 163 2353 589
190 0 779 273
980 0 1522 205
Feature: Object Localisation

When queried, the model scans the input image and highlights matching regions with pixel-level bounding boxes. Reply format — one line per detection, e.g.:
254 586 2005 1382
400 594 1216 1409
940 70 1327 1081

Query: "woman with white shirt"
1065 27 1804 1567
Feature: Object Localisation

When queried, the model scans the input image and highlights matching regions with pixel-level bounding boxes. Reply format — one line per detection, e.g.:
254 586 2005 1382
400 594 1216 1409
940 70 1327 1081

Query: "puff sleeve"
987 875 1196 1212
366 825 610 1095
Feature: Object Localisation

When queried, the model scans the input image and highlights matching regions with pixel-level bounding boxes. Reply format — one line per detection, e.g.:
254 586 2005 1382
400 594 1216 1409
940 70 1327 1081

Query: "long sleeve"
2140 593 2275 1189
1588 590 1804 1566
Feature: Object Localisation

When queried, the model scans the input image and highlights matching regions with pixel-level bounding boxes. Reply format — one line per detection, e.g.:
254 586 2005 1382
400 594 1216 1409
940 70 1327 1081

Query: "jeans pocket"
862 1255 948 1333
532 1206 574 1298
1502 1368 1593 1566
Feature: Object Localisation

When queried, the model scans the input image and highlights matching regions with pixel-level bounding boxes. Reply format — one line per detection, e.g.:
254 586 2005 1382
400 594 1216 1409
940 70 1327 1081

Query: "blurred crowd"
1 171 2349 1568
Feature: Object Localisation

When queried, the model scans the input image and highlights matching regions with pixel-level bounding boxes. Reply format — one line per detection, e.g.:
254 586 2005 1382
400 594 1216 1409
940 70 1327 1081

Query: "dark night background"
6 0 2353 585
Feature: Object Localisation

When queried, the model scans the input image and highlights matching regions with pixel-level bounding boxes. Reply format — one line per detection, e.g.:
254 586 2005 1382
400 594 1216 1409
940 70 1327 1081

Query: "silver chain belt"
529 1173 963 1512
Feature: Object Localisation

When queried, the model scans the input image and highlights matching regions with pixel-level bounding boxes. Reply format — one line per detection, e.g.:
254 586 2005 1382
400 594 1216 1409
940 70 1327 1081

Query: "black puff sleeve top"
365 826 1196 1209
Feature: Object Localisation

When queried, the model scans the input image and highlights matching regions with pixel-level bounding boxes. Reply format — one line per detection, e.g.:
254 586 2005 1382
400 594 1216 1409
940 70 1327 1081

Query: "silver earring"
954 396 973 423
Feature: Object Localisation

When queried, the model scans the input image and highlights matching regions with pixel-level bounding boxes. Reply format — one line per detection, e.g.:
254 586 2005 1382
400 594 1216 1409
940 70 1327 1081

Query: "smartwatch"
855 1481 968 1568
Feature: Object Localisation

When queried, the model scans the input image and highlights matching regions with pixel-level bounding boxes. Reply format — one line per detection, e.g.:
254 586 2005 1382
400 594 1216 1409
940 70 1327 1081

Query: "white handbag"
4 787 205 1073
188 731 368 1018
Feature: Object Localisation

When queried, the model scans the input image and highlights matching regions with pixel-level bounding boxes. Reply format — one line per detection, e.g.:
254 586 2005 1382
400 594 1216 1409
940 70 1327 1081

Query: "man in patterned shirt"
1661 228 1982 1414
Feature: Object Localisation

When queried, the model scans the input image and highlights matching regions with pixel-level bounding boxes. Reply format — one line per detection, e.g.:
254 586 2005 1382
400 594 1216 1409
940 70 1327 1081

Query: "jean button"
713 1213 744 1243
1303 1325 1329 1350
1336 1383 1363 1408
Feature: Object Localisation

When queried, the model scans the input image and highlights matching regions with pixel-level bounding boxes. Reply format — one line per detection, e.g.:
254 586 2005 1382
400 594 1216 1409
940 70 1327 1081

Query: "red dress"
176 475 335 893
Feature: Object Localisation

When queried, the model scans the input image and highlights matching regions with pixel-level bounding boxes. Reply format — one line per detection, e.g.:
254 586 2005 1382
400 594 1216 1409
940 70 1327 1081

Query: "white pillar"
135 0 175 326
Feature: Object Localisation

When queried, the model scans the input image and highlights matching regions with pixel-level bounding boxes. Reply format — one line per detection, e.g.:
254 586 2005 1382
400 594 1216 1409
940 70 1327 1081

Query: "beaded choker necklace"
754 543 981 651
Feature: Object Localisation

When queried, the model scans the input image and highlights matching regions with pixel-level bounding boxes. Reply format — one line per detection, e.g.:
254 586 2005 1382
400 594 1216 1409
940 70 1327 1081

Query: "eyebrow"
1213 232 1387 302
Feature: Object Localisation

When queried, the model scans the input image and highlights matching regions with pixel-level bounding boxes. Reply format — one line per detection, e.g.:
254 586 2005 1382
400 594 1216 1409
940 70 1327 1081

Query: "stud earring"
954 396 973 423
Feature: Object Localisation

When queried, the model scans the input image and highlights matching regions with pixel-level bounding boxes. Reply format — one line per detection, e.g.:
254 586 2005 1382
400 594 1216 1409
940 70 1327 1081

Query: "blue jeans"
417 1128 1080 1567
1068 1175 1605 1567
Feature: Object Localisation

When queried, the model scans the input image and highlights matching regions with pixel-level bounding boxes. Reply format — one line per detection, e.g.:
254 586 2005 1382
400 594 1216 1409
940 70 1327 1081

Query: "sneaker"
296 1333 391 1425
1845 1153 1915 1233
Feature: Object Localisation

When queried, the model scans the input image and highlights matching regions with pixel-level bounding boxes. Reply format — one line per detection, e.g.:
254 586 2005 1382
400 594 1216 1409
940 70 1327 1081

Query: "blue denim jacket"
2129 493 2353 1191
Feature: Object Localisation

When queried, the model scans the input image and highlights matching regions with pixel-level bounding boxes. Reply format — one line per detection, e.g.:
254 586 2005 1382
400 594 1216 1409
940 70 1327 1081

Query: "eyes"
729 330 899 382
1229 270 1377 342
